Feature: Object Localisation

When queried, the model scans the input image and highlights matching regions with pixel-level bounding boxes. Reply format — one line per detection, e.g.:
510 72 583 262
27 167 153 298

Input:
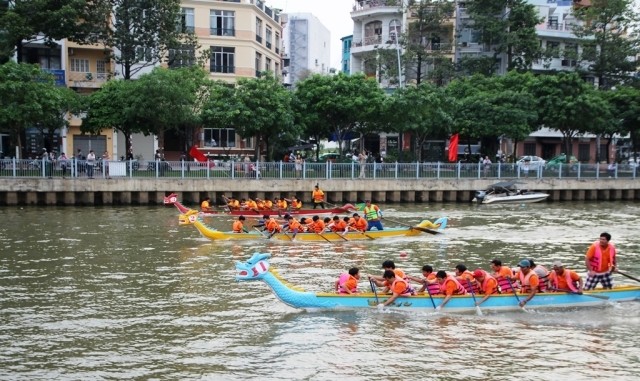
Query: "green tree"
232 74 296 161
404 0 456 85
0 0 108 63
605 86 640 162
529 72 614 162
294 73 386 157
573 0 640 89
132 67 209 154
37 86 81 151
447 73 538 157
89 0 199 80
0 62 76 157
390 83 452 161
81 78 143 157
464 0 542 73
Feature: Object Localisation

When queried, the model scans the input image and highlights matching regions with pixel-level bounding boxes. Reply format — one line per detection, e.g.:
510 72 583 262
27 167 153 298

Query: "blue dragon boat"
236 253 640 312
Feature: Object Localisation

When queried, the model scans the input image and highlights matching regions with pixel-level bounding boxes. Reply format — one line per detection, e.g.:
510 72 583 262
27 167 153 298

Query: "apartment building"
341 35 353 74
280 12 331 87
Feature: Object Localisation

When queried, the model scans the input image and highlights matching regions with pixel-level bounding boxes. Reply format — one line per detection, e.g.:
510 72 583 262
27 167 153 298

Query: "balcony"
351 0 401 20
536 22 579 38
256 34 262 44
425 43 453 53
67 72 109 88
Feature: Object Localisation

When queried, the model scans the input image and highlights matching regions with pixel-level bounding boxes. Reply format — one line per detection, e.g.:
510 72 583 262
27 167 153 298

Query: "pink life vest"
551 269 580 292
496 276 517 293
338 273 356 294
475 270 498 294
440 276 467 295
588 242 616 272
518 271 542 293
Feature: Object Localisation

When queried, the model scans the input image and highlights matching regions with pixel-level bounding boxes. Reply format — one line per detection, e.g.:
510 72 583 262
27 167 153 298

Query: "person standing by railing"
58 152 69 179
358 150 367 179
102 151 111 179
86 150 96 179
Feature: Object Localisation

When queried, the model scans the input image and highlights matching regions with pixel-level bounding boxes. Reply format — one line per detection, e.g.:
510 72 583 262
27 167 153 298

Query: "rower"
232 216 249 233
514 259 539 307
200 196 213 212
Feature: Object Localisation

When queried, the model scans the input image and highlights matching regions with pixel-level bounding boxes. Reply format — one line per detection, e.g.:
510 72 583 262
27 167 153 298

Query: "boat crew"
312 185 325 209
471 269 498 306
232 216 249 233
369 260 407 292
327 216 347 234
406 265 437 293
335 267 360 294
548 261 584 293
348 213 368 232
200 197 213 212
363 200 383 231
309 215 326 233
377 270 415 308
283 215 303 238
514 259 539 307
528 259 549 292
585 232 617 290
276 197 288 211
435 270 467 311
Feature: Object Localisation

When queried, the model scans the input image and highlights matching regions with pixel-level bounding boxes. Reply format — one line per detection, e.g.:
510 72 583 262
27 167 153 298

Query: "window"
210 10 235 36
204 128 236 148
275 62 279 75
210 47 235 73
265 57 271 72
578 143 590 162
255 52 262 76
547 41 560 58
266 27 272 49
70 58 89 72
389 19 401 43
178 8 195 33
256 17 263 43
135 47 153 62
169 46 196 69
547 16 559 30
275 32 280 53
96 60 107 80
524 143 536 156
364 21 382 45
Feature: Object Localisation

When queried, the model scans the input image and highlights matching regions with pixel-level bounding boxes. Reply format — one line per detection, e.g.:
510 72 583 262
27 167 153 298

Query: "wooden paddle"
369 278 379 305
506 277 528 312
467 280 483 316
315 231 332 243
615 269 640 283
382 217 441 235
424 281 436 310
549 288 610 300
253 227 268 238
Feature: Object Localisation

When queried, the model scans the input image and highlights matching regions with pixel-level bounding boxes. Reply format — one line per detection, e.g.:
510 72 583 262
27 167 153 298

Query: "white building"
281 12 331 86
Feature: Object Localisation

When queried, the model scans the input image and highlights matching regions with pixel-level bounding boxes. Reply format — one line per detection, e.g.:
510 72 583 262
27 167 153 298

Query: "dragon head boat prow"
236 252 272 281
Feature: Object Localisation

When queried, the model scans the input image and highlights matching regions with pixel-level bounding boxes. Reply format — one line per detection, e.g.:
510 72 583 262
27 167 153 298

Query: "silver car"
516 155 546 170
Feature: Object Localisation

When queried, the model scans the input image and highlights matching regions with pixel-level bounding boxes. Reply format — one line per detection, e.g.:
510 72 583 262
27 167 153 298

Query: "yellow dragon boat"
187 216 448 242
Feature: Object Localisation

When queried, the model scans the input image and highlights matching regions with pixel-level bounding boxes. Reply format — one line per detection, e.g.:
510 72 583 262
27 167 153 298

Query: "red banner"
189 145 208 163
448 134 459 162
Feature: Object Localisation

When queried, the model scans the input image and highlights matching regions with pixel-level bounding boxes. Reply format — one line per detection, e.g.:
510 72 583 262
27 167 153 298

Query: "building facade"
340 35 353 74
280 12 331 87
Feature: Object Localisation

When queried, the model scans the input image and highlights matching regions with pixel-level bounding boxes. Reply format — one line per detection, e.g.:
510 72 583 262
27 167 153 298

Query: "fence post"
303 161 306 179
328 161 331 179
279 161 282 179
456 162 460 179
416 161 419 179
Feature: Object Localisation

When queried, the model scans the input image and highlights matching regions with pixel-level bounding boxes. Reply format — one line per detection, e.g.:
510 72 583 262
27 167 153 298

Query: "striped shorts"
584 272 613 290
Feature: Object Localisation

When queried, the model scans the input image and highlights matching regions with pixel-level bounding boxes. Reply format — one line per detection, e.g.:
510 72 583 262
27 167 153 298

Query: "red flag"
189 145 208 162
448 134 459 162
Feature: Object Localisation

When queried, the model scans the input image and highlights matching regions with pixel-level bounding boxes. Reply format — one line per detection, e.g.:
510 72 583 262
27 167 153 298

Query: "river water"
1 202 639 380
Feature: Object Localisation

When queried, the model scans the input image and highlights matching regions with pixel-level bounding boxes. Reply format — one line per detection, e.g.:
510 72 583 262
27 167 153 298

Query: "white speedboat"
473 181 549 204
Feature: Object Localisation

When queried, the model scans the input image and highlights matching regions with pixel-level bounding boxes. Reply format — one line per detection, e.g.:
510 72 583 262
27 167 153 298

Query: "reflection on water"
0 202 639 380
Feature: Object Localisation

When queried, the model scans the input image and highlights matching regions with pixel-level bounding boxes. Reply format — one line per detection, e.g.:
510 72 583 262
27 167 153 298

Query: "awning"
287 143 316 151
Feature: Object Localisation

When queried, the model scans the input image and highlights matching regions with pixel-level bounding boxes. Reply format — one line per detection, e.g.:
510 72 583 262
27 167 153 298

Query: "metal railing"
1 158 637 180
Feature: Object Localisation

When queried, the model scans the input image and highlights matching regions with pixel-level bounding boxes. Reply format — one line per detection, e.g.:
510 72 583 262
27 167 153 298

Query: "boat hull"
473 193 550 204
193 219 445 241
235 253 640 312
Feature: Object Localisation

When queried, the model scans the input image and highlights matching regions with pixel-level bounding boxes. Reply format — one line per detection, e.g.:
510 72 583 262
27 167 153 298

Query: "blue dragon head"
236 252 271 281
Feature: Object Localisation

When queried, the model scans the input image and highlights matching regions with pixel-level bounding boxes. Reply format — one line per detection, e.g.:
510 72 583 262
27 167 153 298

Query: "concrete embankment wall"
0 178 639 205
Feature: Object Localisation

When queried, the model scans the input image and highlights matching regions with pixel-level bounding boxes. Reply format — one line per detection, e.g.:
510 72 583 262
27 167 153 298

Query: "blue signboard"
48 69 66 86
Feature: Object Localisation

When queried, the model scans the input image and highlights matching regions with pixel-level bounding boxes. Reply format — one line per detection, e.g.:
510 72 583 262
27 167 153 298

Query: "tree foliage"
403 0 456 86
0 0 108 63
573 0 640 89
294 73 386 156
605 86 640 161
529 72 614 161
390 83 453 161
464 0 542 73
0 62 79 157
231 74 295 161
